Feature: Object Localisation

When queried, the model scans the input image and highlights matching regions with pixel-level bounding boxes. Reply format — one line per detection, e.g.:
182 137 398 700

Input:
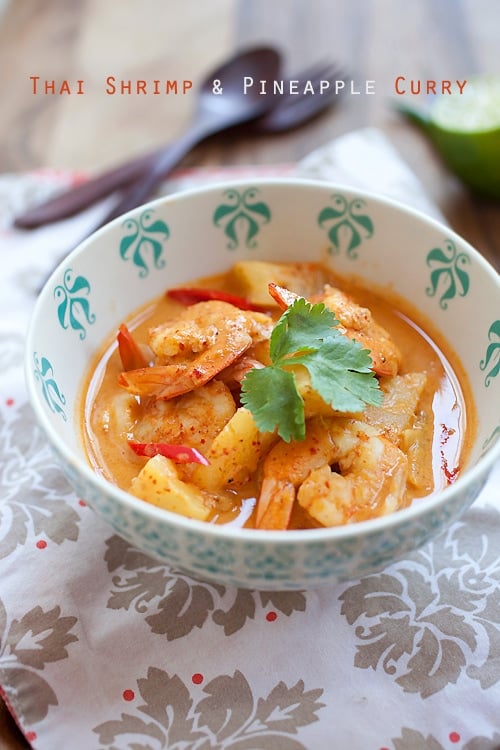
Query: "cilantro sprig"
240 298 382 442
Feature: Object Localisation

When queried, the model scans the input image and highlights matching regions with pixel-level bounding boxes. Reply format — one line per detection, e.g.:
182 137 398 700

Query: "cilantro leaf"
241 296 383 442
293 340 383 413
270 298 339 362
241 366 305 441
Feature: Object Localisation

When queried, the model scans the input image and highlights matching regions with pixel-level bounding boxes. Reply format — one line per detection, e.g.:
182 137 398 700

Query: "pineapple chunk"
228 261 329 306
363 373 427 443
192 407 276 491
130 454 211 521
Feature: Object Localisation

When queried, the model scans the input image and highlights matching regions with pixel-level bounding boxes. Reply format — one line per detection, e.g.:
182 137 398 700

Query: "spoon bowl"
14 46 281 230
192 46 280 121
99 46 282 223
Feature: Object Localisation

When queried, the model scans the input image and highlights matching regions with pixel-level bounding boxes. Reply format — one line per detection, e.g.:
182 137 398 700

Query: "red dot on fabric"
266 611 278 622
192 673 204 685
78 499 87 507
5 398 14 406
36 540 47 549
26 731 37 741
122 689 135 701
449 733 461 743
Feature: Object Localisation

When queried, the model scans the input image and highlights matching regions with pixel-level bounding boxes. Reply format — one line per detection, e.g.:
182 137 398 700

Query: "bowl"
25 178 500 590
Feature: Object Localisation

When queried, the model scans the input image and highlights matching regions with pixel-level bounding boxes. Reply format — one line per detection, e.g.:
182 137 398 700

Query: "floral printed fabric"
1 146 499 750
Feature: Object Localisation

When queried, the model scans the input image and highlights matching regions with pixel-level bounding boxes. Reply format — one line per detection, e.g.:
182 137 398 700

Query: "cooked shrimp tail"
255 417 338 529
117 324 151 370
118 343 251 400
268 282 302 310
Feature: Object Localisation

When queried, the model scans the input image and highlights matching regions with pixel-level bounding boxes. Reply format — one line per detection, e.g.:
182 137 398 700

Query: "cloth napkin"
1 128 499 750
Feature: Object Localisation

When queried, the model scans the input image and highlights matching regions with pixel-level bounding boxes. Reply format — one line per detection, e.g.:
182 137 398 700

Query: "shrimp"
297 419 408 526
131 380 237 456
268 282 401 377
118 300 273 400
217 354 266 389
255 417 407 529
256 417 340 529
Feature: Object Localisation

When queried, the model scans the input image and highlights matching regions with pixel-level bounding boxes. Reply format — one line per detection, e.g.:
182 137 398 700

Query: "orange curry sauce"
81 264 474 529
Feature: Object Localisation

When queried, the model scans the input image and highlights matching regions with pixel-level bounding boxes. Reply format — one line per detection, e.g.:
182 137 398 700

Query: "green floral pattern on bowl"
212 187 271 249
119 209 170 277
480 320 500 387
318 194 374 257
425 239 470 309
33 353 67 422
54 269 96 340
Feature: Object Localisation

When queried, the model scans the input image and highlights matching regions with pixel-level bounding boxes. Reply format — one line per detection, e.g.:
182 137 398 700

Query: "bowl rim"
25 176 500 545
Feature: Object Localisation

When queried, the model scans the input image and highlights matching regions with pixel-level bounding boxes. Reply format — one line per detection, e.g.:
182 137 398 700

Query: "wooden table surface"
0 0 498 746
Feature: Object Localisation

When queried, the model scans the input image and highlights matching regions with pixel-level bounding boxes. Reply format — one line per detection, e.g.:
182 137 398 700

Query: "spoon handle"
32 127 209 294
98 126 209 225
14 149 161 229
15 124 205 229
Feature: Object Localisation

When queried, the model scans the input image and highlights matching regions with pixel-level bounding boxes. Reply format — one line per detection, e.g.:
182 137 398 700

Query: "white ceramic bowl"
25 179 500 589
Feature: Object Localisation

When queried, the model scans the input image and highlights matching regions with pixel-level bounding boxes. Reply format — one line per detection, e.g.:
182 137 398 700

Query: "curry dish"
82 261 472 530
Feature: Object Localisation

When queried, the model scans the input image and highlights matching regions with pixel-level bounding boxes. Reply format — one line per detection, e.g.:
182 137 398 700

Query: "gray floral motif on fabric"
94 667 324 749
339 507 500 698
388 728 500 750
105 536 306 638
0 400 81 559
0 598 78 724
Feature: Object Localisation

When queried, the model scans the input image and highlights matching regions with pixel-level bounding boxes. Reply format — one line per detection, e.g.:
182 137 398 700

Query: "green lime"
398 75 500 200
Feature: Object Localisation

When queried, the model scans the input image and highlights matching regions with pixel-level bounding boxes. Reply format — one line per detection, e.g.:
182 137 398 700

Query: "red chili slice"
117 324 150 371
128 441 209 465
166 287 268 311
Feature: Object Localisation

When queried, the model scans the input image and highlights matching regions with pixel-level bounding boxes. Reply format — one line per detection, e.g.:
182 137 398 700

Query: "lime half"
399 75 500 200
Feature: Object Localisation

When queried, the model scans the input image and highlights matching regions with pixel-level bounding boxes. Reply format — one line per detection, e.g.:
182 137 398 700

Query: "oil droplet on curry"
81 261 474 530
